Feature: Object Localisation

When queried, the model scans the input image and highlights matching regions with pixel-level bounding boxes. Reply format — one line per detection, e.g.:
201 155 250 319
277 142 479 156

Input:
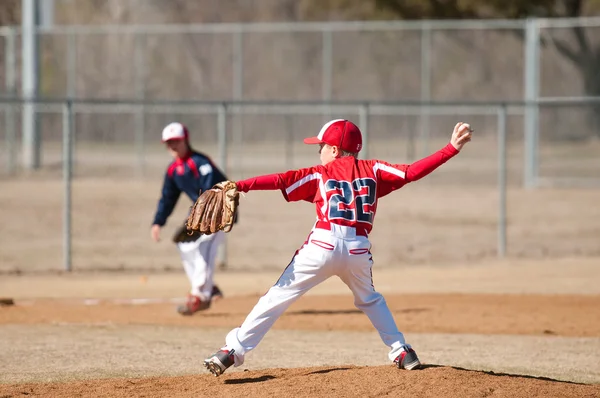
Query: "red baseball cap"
303 119 362 153
161 122 189 142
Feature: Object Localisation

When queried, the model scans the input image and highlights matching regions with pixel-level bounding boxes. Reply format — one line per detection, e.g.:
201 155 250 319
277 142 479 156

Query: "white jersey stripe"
285 172 322 195
318 177 328 219
373 162 406 179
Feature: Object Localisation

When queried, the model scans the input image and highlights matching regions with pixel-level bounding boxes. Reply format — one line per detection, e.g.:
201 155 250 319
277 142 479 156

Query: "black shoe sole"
402 359 422 370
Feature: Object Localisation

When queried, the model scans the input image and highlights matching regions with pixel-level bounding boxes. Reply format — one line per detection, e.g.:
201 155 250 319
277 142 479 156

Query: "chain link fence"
1 18 600 272
1 98 599 273
3 18 600 183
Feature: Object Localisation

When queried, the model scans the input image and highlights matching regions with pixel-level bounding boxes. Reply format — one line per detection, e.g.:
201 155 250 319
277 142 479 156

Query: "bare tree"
302 0 600 137
0 0 20 26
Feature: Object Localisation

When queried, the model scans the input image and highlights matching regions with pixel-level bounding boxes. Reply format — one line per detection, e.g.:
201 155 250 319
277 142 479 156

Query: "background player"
151 122 230 315
203 119 472 376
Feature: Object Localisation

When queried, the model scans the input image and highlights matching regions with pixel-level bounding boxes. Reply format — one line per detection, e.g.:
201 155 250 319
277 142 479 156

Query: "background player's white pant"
177 231 224 300
223 224 409 367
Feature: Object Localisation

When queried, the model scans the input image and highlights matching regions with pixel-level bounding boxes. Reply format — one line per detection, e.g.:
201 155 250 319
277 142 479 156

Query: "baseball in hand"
450 122 473 151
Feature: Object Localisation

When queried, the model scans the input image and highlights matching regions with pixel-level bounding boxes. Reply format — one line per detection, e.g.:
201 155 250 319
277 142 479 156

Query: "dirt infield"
1 148 599 396
1 261 600 397
3 293 600 337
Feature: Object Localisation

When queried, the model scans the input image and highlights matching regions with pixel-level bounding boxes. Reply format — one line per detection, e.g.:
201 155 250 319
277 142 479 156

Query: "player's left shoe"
394 347 421 370
204 349 235 377
211 285 224 301
177 294 210 316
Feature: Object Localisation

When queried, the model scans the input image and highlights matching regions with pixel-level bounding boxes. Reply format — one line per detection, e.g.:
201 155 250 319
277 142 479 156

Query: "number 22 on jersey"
325 178 376 224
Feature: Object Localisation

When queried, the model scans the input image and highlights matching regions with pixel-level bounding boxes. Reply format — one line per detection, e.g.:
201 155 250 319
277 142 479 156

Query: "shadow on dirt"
224 365 586 386
224 375 276 384
286 309 362 315
421 364 587 385
395 307 430 314
286 307 431 316
223 367 354 384
308 367 353 375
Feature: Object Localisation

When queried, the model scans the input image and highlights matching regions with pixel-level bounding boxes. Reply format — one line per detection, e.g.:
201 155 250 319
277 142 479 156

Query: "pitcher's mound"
3 365 598 398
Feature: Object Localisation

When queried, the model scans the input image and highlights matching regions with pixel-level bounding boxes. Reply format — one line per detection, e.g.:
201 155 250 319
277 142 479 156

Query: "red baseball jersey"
236 143 458 234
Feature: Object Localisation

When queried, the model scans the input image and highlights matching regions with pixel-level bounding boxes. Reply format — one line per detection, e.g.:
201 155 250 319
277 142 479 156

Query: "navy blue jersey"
152 150 228 226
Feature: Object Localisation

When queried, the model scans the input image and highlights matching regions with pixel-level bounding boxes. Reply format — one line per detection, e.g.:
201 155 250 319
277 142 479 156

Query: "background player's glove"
172 223 202 243
186 181 240 235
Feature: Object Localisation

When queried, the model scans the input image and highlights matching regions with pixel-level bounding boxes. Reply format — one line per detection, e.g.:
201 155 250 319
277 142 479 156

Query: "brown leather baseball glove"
172 223 202 243
186 181 239 235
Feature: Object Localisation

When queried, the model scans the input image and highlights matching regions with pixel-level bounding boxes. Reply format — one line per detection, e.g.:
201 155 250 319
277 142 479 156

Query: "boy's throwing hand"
450 122 473 151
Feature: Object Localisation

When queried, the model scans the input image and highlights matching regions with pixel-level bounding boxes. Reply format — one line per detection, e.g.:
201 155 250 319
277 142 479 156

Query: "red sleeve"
236 174 282 192
236 167 322 202
374 143 459 197
405 143 459 182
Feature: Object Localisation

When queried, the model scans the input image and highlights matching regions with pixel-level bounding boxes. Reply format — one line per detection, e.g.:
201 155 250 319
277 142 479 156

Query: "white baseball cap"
161 122 189 142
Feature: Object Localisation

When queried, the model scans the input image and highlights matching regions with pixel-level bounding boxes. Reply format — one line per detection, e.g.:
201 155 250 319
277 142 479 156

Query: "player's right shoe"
177 294 210 316
204 349 235 377
394 347 422 370
177 286 224 316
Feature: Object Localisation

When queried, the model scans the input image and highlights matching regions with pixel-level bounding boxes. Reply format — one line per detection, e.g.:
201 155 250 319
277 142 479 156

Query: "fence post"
420 22 432 159
358 104 369 159
218 103 228 173
22 0 41 170
5 27 17 175
497 105 508 257
217 103 228 269
524 18 540 189
134 33 146 176
66 32 77 172
322 28 333 121
66 33 77 97
63 100 74 272
232 29 244 179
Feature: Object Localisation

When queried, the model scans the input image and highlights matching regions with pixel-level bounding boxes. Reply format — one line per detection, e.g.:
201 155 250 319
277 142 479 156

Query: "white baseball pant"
177 231 224 300
222 224 409 366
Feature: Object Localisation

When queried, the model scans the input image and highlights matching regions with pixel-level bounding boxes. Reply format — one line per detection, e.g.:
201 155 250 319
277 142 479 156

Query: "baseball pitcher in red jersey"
203 119 473 376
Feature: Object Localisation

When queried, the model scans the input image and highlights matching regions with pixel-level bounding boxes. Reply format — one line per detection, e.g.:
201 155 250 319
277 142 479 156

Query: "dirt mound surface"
3 365 599 398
